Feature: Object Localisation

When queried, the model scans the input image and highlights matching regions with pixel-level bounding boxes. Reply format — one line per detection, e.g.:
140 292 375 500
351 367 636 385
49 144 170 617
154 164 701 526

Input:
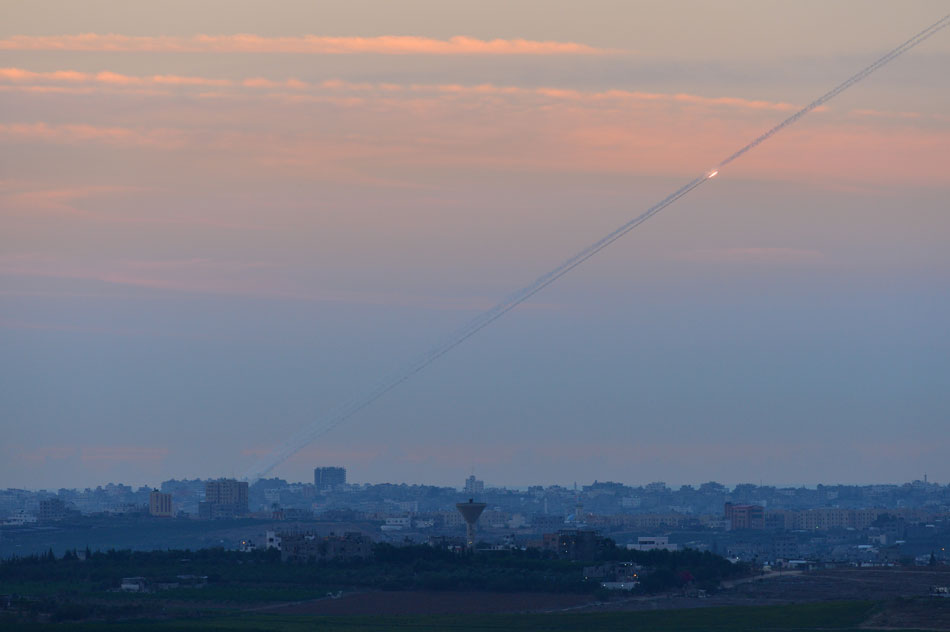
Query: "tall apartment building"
724 502 765 530
149 490 173 517
38 498 66 522
464 475 484 496
199 479 248 519
314 467 346 490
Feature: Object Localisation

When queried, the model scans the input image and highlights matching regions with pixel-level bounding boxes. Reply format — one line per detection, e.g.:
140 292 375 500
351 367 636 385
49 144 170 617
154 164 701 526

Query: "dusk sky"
2 1 949 490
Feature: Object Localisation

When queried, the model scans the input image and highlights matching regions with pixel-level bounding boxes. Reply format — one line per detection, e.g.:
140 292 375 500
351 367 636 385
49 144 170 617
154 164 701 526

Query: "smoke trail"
718 14 950 169
244 13 950 482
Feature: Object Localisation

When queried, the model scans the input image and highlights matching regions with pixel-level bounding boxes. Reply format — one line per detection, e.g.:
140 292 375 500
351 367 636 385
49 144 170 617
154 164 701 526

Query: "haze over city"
2 0 949 491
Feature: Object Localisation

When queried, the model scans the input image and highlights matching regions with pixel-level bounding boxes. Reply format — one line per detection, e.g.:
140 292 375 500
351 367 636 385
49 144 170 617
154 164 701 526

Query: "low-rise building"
542 529 610 561
120 577 148 592
627 536 678 551
3 509 37 526
280 531 373 563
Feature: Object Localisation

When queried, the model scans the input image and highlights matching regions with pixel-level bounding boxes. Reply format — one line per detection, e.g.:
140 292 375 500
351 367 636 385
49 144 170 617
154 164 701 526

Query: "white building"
382 516 411 531
3 509 37 526
627 536 678 551
120 577 148 592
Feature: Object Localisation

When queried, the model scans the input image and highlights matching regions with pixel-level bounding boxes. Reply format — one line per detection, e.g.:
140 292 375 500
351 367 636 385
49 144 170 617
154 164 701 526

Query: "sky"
1 1 949 491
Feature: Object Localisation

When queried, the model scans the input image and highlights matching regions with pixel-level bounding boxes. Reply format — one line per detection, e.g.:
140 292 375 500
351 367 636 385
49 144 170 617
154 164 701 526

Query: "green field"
3 600 929 632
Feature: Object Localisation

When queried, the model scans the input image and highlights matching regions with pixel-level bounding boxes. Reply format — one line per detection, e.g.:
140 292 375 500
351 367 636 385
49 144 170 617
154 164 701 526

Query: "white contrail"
244 13 950 482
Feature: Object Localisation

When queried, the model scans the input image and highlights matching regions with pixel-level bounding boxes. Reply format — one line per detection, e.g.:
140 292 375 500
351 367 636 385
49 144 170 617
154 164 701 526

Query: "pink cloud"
0 67 876 116
242 76 307 89
0 66 230 87
2 184 139 217
0 33 611 55
0 184 275 232
0 68 89 82
0 122 185 149
1 68 947 186
851 108 922 120
0 84 171 97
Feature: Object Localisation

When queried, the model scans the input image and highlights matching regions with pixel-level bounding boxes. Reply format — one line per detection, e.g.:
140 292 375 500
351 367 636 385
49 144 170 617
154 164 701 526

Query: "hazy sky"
2 1 948 490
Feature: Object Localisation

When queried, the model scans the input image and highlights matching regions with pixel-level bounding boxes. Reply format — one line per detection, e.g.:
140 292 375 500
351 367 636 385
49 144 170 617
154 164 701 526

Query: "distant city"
3 470 949 569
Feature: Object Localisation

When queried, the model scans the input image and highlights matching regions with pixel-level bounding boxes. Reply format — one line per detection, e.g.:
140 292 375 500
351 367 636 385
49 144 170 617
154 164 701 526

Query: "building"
437 510 464 528
280 531 373 563
199 479 248 518
772 534 800 560
532 514 567 531
584 561 642 589
149 490 173 517
543 529 609 561
382 516 411 531
38 498 66 522
464 475 484 496
205 479 248 508
3 509 37 526
725 502 765 530
120 577 148 592
763 508 886 531
627 536 678 551
314 467 346 491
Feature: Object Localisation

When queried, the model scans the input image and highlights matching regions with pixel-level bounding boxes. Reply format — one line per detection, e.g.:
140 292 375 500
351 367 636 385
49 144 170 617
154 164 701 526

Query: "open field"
260 590 593 615
0 601 898 632
732 568 950 602
4 565 950 629
572 567 950 614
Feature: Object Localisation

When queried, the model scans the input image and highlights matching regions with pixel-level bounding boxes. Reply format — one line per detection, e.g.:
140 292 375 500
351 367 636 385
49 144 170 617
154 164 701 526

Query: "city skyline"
3 1 949 489
5 471 947 494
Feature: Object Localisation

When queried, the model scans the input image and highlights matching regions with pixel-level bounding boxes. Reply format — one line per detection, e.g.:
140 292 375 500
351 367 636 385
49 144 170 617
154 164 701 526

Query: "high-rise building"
199 479 248 518
314 467 346 490
149 490 173 517
38 498 66 522
464 475 484 496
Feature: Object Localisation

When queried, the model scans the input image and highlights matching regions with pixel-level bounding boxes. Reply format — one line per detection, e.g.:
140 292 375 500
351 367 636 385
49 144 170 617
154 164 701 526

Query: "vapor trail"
245 13 950 482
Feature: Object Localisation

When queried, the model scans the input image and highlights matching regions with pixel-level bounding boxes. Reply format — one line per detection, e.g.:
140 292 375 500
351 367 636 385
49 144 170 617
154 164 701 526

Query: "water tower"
455 498 486 549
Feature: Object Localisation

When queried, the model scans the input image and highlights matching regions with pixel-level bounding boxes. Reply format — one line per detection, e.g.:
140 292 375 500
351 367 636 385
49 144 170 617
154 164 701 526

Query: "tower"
455 498 486 550
314 466 346 491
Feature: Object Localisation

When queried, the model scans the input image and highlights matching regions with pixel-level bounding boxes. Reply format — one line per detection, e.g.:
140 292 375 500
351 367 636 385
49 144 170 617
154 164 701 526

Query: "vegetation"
611 545 747 592
0 543 748 599
0 543 752 625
